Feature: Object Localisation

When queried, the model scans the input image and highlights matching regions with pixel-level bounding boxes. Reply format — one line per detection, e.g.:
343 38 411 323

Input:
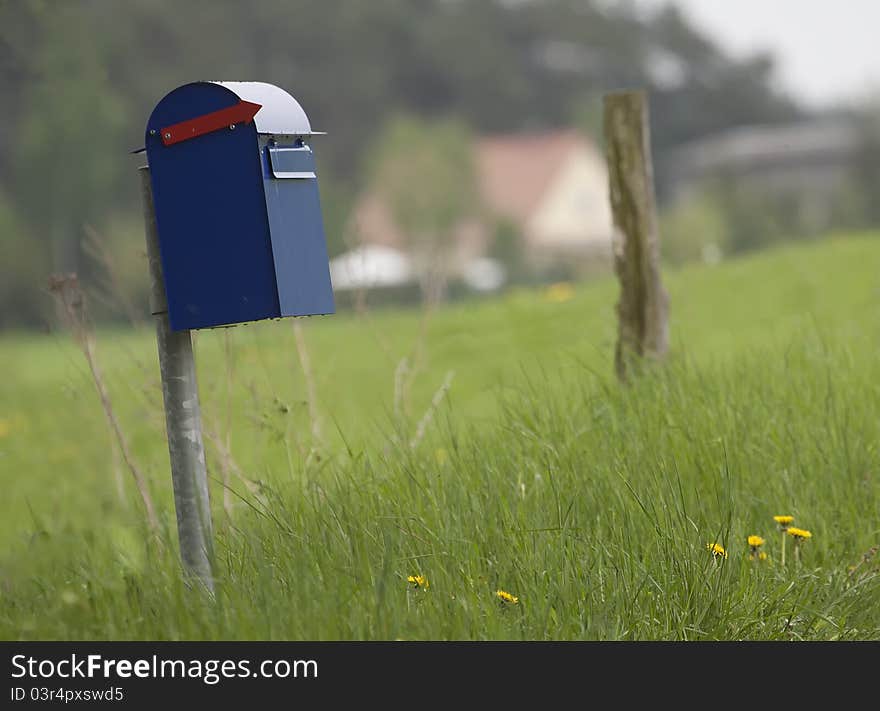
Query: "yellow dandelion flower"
758 551 768 561
496 589 519 605
747 535 765 548
787 527 812 541
707 542 728 559
543 282 575 304
775 516 796 566
407 575 429 590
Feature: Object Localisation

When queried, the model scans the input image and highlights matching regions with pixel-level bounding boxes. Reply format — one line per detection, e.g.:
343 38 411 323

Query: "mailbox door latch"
267 145 317 179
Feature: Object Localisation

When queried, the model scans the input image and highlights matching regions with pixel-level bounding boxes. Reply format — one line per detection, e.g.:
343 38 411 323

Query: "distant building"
661 117 864 240
664 118 860 204
476 129 614 265
346 129 614 282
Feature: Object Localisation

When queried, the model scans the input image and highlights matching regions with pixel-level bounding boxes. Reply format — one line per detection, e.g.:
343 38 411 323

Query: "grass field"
1 234 879 640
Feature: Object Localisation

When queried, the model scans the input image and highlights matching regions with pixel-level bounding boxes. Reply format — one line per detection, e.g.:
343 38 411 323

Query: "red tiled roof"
475 129 587 223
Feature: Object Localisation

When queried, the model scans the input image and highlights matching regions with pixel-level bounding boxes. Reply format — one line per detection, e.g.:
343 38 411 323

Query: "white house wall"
526 145 613 252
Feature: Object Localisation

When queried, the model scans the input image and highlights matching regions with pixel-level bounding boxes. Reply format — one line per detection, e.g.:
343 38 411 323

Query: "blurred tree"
0 0 42 188
659 190 730 266
648 6 797 144
0 191 50 329
708 177 816 255
316 172 355 260
365 114 478 302
489 218 525 282
10 2 127 277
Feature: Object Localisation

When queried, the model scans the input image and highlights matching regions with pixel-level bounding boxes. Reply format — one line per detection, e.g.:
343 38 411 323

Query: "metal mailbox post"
139 81 335 590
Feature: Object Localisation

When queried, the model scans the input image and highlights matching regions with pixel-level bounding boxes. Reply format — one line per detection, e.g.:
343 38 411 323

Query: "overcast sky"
637 0 880 108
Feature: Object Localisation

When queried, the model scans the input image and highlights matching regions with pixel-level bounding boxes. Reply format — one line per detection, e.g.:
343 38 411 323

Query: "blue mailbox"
144 81 335 330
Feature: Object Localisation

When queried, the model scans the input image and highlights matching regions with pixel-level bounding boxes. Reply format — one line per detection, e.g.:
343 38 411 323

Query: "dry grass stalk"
409 370 454 450
393 357 410 420
81 225 144 328
201 424 268 508
292 320 322 445
47 273 161 538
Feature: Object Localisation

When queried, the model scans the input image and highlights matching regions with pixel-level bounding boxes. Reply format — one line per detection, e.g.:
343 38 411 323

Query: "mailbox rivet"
164 132 171 139
229 124 236 130
150 129 156 135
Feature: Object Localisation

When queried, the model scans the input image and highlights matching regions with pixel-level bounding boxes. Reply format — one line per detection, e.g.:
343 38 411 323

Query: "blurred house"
476 129 614 266
663 117 860 228
342 129 614 290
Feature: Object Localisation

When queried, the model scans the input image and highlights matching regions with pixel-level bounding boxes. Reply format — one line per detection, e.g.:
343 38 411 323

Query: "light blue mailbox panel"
261 141 334 317
144 81 335 331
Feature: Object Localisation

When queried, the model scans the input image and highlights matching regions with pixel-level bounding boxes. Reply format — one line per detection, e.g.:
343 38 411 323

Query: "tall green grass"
1 234 878 639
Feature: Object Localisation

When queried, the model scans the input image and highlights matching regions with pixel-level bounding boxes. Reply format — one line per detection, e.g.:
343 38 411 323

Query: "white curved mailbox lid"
213 81 317 135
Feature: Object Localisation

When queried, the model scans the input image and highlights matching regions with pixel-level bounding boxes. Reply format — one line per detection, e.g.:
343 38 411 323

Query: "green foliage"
367 114 478 249
661 175 860 265
79 215 152 326
1 236 879 639
713 180 820 255
0 192 51 329
660 192 729 266
11 3 128 276
489 218 525 278
315 175 355 260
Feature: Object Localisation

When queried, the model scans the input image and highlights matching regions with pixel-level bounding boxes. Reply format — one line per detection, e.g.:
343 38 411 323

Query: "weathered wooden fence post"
139 166 215 593
603 90 669 382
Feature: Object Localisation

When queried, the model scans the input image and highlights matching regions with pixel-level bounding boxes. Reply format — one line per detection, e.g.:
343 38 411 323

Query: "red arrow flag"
160 100 262 146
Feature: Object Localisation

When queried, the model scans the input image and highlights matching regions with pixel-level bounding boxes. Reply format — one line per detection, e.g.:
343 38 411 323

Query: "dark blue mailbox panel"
144 81 335 330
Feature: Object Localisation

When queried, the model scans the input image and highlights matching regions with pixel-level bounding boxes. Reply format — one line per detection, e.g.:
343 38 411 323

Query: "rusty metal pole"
139 165 214 592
